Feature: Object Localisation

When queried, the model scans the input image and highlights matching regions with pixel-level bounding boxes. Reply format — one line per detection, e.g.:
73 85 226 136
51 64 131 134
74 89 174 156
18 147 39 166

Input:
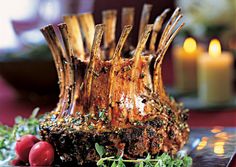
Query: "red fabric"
189 109 236 127
0 77 53 126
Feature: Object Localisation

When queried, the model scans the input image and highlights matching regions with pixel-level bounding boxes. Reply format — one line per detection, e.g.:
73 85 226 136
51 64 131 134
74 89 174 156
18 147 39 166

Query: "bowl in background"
0 45 59 98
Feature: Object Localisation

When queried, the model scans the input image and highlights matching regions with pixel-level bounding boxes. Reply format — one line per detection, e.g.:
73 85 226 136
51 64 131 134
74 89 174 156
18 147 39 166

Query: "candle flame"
183 37 197 53
209 39 221 57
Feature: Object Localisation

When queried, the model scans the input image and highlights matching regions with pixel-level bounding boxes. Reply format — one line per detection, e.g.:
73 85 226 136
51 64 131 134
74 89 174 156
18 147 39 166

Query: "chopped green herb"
140 73 145 79
73 119 82 126
93 70 100 78
101 67 108 73
97 107 107 121
88 124 94 130
134 121 143 126
99 111 107 121
123 65 132 72
98 110 105 118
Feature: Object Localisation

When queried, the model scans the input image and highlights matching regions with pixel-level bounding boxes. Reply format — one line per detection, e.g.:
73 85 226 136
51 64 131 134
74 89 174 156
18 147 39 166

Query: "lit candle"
198 39 234 103
173 37 204 93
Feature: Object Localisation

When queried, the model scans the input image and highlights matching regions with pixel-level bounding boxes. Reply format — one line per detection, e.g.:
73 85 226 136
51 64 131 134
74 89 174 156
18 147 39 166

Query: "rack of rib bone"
40 4 189 164
41 4 184 123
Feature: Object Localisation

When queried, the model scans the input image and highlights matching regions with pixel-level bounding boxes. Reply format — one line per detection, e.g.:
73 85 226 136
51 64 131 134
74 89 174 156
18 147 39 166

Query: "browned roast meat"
40 5 189 166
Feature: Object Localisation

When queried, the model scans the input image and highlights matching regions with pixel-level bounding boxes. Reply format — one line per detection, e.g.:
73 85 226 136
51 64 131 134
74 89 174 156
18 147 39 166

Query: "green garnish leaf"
144 153 151 162
183 155 193 166
95 143 105 158
30 107 40 118
96 158 104 166
139 161 144 167
111 161 117 167
117 156 125 167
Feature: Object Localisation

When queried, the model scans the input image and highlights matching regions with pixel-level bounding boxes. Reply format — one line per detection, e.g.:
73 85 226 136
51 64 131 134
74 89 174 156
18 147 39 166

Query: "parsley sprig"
95 143 192 167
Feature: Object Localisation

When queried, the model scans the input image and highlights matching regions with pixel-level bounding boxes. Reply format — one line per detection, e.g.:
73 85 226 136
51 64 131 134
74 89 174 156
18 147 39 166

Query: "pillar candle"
198 39 234 103
173 37 204 93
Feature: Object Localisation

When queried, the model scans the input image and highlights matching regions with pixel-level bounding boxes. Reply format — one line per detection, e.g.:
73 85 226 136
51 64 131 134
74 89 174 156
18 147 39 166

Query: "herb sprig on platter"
95 143 192 167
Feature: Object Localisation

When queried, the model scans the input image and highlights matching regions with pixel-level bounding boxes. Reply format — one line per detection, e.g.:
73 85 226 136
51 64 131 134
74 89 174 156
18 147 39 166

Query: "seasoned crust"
40 108 189 166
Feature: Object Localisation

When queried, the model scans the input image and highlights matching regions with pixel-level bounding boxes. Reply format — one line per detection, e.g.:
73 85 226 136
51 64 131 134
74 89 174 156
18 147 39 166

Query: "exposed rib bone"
161 8 181 41
121 7 135 29
63 15 85 59
112 25 132 61
82 24 104 111
58 23 76 115
149 9 170 51
102 10 117 60
153 9 183 99
153 23 185 98
58 24 73 61
158 8 181 51
40 25 66 114
78 13 95 52
138 4 152 40
129 24 152 122
132 24 153 82
158 14 183 53
121 7 135 52
108 25 132 120
160 23 185 61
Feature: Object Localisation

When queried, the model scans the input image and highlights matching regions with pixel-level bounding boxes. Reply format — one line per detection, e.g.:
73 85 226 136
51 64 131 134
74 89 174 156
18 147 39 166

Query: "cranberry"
15 135 39 162
10 156 25 166
29 141 54 166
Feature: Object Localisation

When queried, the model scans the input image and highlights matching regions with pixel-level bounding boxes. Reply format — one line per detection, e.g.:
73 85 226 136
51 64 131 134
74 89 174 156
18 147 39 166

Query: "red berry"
10 156 25 166
15 135 40 162
29 141 54 166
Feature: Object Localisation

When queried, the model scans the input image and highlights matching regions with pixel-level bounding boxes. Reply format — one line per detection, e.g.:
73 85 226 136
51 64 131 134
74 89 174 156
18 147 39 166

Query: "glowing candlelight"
198 39 233 103
209 39 221 58
173 37 204 93
183 37 197 53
